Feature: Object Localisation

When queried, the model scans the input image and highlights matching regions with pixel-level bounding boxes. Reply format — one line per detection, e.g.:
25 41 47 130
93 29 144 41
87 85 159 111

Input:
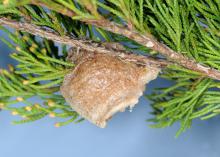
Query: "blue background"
0 31 220 157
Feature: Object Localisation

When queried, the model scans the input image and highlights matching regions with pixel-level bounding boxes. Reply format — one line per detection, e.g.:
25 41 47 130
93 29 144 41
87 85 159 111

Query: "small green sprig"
0 28 81 126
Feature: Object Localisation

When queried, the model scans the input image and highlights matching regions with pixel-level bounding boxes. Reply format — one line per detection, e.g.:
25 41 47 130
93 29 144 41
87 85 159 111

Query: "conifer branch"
1 17 220 80
0 17 169 68
26 1 220 81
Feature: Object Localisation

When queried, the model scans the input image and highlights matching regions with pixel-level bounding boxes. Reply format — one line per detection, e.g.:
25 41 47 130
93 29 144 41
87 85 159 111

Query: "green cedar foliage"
0 0 219 136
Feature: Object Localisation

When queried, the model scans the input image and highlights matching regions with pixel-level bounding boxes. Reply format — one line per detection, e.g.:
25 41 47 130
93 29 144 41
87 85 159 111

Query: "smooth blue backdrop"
0 31 220 157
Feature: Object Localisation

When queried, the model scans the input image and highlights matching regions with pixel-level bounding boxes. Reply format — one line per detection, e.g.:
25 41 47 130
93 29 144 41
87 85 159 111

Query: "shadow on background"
0 30 219 157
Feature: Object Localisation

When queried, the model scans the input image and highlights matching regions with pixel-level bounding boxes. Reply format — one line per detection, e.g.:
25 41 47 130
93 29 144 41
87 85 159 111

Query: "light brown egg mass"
61 51 160 128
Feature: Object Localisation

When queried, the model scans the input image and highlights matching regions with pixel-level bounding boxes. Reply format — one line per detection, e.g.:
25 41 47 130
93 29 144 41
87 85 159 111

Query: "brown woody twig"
0 17 168 68
1 13 220 80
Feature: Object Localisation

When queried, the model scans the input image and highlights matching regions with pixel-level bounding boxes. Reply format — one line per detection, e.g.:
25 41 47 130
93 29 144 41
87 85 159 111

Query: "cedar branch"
27 2 220 80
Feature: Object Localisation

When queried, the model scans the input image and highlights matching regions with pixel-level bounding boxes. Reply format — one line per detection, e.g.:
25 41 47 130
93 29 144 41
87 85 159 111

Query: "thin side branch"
0 17 168 68
27 2 220 80
84 20 220 80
